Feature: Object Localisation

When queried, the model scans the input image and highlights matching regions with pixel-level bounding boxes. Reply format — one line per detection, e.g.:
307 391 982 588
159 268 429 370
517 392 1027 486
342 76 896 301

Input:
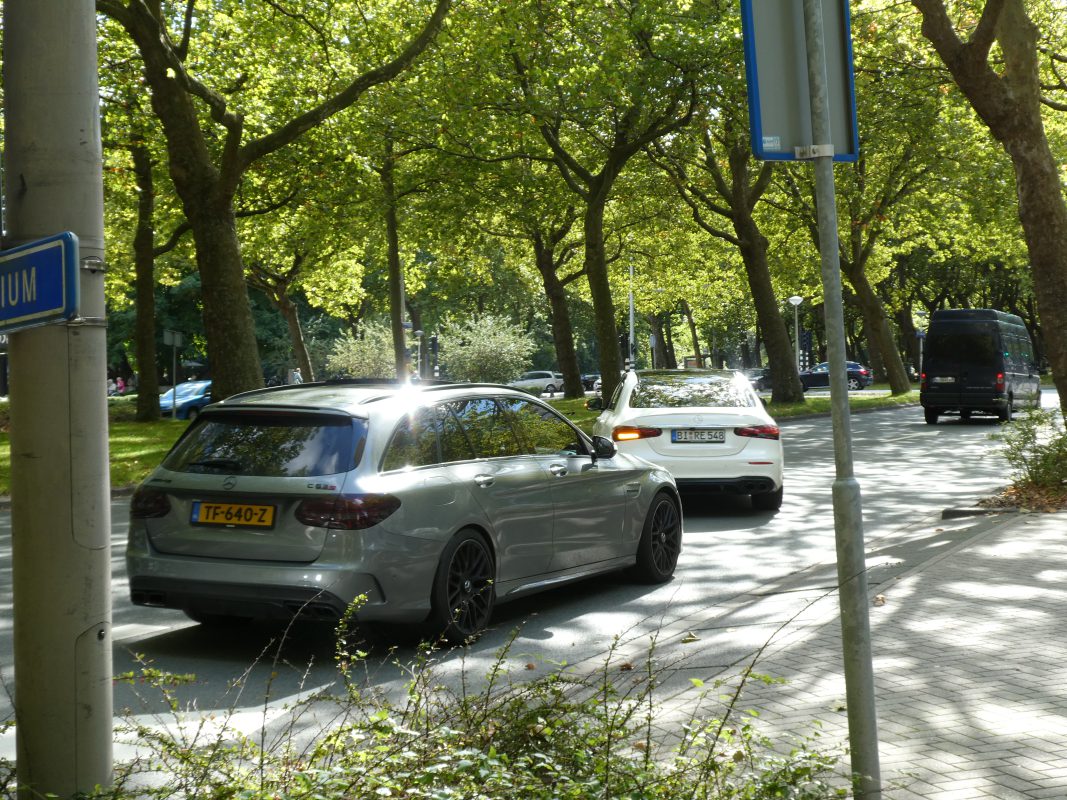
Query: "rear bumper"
675 476 780 495
920 391 1008 413
126 527 437 624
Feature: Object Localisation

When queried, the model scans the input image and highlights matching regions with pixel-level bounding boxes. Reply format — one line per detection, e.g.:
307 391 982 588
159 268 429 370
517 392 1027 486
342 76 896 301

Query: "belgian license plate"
191 501 276 528
932 376 956 384
672 428 725 444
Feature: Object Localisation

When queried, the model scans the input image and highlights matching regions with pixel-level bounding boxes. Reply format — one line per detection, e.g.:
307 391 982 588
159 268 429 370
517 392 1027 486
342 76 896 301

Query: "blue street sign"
0 232 80 334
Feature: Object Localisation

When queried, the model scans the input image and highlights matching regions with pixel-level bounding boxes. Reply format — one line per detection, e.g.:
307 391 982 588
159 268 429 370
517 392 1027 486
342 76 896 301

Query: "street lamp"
788 296 803 371
628 260 635 370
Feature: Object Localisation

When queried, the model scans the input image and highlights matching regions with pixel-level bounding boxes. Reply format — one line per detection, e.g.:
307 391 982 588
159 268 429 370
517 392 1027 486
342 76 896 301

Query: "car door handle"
474 474 495 488
549 463 568 477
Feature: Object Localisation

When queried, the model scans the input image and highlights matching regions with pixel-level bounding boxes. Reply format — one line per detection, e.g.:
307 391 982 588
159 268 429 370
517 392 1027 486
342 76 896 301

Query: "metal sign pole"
801 0 881 796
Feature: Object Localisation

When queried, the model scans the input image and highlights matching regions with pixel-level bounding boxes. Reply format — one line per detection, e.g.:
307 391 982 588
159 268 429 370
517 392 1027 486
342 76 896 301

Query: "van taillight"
920 372 927 391
296 494 401 530
131 486 171 518
734 425 780 440
613 425 662 441
995 372 1005 391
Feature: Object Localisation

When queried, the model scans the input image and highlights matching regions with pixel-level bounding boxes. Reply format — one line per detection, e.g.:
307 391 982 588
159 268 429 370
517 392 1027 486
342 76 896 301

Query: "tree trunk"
682 301 702 367
533 240 583 398
130 143 161 421
380 140 409 379
188 205 264 399
277 294 313 382
735 218 805 403
583 190 624 398
844 265 911 393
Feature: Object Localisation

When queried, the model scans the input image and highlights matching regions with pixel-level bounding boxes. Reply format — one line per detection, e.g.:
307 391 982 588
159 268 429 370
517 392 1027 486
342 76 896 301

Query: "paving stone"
650 512 1067 799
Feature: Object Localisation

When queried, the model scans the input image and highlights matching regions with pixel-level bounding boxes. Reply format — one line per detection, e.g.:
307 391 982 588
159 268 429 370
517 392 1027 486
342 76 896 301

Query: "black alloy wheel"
633 493 682 584
431 531 496 643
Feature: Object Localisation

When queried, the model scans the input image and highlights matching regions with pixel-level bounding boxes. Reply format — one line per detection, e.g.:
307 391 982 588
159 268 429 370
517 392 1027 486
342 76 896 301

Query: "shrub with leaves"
324 323 396 379
437 315 535 384
0 624 847 800
992 408 1067 490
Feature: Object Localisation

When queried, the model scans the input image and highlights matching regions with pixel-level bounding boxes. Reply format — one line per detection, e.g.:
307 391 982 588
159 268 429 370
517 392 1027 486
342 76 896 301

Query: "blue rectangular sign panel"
740 0 859 162
0 232 80 334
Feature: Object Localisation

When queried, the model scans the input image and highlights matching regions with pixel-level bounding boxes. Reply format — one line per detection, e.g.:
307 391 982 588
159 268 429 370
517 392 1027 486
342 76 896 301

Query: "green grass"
766 389 921 419
0 398 187 497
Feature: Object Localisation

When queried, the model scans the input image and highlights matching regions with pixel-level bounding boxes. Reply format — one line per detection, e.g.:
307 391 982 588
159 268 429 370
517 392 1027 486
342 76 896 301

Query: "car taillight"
130 486 171 518
296 494 401 530
612 425 662 441
920 371 927 390
995 372 1005 392
734 425 780 440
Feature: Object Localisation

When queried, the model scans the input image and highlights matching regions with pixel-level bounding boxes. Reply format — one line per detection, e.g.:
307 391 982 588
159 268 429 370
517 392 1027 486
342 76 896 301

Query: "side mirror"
585 397 604 411
591 435 616 461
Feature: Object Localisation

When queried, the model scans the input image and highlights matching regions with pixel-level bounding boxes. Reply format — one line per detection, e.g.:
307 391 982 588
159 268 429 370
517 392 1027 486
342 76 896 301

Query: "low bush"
1 621 848 799
992 408 1067 493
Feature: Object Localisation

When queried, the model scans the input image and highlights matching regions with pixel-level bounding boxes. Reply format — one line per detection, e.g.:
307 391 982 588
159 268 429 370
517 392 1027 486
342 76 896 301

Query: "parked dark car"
742 367 772 392
581 373 601 391
799 362 873 391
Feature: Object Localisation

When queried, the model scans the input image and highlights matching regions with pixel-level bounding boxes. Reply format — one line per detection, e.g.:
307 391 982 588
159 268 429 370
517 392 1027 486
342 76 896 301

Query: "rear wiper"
186 458 243 472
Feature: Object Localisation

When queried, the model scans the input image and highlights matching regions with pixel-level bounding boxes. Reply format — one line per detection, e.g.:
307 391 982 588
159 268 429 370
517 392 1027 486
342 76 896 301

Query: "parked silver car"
508 370 564 395
127 380 682 642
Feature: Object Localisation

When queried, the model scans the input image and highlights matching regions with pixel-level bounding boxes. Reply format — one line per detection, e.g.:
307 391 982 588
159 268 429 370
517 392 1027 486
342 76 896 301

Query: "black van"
920 309 1041 424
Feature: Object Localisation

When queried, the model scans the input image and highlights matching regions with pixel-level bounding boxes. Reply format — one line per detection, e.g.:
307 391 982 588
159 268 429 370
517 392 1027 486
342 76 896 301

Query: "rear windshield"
630 374 756 408
162 412 365 477
926 323 998 367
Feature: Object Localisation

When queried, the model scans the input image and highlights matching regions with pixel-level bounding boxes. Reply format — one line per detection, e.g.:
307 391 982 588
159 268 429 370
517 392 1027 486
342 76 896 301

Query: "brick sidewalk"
653 511 1067 799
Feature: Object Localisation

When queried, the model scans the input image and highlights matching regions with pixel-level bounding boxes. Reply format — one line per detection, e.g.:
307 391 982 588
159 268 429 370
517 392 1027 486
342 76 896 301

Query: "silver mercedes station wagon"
127 380 682 642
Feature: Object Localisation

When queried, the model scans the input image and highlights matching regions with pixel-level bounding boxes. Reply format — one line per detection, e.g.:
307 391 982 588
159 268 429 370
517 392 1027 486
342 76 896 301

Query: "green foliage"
992 409 1067 489
1 633 844 800
325 324 398 379
438 315 536 383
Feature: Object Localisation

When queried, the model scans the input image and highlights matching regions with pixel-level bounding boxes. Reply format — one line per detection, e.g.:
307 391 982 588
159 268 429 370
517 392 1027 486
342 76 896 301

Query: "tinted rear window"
163 412 364 477
630 374 756 408
926 323 998 366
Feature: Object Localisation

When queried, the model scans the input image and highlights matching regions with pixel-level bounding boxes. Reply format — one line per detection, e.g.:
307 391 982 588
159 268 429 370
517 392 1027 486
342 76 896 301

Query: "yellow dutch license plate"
191 501 276 529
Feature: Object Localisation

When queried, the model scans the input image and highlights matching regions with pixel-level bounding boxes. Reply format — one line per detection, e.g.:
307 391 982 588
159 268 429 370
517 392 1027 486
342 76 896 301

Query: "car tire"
631 492 682 584
429 529 496 644
751 484 783 512
924 408 939 425
544 384 557 395
999 398 1014 423
187 407 200 421
847 377 861 391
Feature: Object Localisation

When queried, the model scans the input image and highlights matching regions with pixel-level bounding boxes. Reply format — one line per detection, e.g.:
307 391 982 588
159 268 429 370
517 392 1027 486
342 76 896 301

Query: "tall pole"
789 295 803 371
801 0 881 796
628 260 635 370
4 0 114 795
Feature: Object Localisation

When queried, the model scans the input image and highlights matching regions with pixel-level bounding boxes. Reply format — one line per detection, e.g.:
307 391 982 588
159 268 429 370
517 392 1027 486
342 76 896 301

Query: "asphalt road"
0 391 1059 757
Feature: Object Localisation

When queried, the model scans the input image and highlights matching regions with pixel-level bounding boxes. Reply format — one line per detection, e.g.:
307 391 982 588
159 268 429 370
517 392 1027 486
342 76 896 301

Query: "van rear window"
926 323 998 366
